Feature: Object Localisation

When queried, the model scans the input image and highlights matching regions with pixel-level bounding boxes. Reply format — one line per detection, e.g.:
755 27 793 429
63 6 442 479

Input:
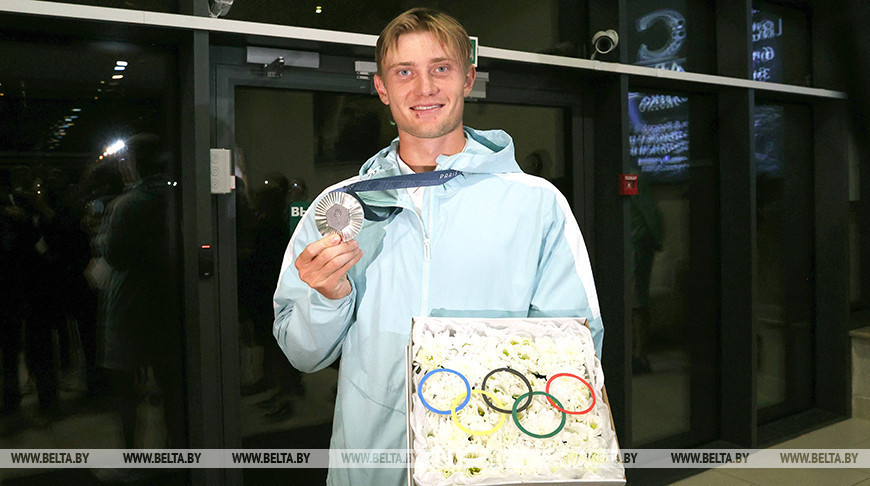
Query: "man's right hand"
295 233 363 300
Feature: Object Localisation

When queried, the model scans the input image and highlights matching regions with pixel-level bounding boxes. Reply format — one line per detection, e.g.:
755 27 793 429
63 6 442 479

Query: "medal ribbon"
332 170 463 221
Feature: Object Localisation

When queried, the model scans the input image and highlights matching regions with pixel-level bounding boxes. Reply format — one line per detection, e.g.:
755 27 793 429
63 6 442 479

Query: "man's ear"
462 65 477 97
374 74 390 105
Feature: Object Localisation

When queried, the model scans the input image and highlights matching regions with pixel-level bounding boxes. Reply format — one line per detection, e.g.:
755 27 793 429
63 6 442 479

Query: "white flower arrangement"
409 318 624 485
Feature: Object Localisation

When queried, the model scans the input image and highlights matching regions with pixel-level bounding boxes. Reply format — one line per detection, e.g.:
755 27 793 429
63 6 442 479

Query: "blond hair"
375 8 472 77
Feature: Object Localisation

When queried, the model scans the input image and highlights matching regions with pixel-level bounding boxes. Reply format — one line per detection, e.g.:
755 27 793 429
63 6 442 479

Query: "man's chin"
396 121 462 140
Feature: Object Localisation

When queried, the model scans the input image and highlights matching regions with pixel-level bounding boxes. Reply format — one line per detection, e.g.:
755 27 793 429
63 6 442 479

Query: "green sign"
288 200 311 237
470 36 478 67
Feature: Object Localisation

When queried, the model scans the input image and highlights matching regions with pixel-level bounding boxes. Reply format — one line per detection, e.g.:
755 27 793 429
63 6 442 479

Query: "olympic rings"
416 368 596 437
545 373 596 415
417 368 471 415
450 390 508 436
511 391 567 439
481 367 534 414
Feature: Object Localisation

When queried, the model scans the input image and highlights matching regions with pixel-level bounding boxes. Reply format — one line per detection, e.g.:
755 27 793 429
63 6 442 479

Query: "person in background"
94 134 183 448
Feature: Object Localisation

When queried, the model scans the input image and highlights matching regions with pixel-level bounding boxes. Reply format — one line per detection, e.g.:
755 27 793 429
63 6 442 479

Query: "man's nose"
416 72 437 96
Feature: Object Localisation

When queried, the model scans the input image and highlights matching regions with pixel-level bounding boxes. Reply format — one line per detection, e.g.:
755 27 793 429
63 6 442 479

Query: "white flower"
411 319 623 485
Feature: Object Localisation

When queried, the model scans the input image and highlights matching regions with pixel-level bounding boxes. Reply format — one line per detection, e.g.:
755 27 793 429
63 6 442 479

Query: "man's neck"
398 128 466 173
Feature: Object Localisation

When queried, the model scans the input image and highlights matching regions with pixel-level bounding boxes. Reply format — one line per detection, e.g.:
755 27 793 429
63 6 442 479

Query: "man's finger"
316 248 364 297
297 233 343 266
317 245 362 278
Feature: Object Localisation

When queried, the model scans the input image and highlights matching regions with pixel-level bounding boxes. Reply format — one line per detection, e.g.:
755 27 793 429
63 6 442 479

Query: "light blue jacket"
273 127 603 485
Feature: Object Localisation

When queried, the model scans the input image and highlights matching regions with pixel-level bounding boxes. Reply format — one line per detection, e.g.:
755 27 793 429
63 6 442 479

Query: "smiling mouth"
411 104 444 111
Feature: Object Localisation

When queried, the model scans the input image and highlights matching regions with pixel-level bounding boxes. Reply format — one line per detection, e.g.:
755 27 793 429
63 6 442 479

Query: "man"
273 8 603 485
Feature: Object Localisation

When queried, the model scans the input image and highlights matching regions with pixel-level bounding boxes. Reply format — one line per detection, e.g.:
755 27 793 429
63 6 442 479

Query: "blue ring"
417 368 471 415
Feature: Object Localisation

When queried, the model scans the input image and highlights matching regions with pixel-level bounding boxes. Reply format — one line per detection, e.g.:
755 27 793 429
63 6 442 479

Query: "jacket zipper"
420 188 432 316
364 192 431 316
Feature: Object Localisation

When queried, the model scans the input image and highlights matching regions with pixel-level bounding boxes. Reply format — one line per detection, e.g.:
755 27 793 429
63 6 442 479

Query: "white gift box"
406 317 626 486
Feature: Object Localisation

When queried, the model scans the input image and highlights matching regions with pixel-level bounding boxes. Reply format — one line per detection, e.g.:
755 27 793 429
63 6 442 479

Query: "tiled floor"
667 418 870 486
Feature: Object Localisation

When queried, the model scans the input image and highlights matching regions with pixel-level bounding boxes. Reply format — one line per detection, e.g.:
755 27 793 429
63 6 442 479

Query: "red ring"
545 373 596 415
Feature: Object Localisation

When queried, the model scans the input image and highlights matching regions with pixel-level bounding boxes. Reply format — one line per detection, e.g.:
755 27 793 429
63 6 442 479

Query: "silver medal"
314 192 364 241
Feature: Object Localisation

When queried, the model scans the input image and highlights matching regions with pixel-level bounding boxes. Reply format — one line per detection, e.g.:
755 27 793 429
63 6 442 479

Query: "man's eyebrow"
386 57 456 70
387 61 416 70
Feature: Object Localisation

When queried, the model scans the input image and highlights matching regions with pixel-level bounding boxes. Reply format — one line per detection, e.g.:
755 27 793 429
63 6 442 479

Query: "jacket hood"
358 126 521 178
348 127 521 212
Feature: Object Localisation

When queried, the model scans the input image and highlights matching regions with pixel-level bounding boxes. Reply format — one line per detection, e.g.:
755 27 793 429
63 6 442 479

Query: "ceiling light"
316 5 322 13
112 74 124 80
114 66 126 71
116 60 128 66
105 140 125 155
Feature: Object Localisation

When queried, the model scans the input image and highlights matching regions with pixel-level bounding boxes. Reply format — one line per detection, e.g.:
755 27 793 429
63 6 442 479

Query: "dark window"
0 36 185 483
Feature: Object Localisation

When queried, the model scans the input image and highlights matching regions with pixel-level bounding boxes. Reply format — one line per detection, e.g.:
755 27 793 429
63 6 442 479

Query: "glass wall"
0 37 185 484
627 89 719 446
463 102 568 196
753 102 814 421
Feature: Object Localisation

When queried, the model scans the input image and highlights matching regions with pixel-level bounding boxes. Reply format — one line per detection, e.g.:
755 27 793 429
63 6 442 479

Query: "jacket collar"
350 127 522 211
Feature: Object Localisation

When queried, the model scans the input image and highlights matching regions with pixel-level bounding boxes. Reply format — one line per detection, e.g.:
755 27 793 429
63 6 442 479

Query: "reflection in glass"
0 38 183 483
233 90 364 482
628 92 690 183
463 103 567 194
751 2 811 86
628 0 688 71
629 178 692 445
754 103 814 419
751 7 784 83
628 91 718 446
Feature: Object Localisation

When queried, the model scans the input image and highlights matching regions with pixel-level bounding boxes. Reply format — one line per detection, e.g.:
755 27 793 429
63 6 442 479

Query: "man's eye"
434 66 448 73
398 69 411 76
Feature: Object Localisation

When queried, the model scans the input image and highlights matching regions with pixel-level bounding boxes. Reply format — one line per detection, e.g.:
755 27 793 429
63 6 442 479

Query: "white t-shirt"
396 139 468 214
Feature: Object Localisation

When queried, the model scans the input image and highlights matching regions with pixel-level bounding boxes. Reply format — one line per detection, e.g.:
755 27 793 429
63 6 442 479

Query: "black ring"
481 367 534 414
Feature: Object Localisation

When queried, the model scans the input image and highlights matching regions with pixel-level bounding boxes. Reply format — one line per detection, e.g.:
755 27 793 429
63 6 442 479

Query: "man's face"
374 31 475 142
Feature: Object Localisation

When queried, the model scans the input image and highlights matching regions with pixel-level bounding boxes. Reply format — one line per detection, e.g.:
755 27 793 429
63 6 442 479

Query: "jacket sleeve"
272 208 357 373
529 193 604 358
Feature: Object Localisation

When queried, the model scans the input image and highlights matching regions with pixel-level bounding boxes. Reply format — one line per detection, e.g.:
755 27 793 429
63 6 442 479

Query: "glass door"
754 102 814 423
0 34 186 485
212 49 372 485
626 89 719 447
212 46 581 484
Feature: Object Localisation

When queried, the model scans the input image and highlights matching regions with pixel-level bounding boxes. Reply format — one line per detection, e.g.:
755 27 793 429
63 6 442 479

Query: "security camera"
208 0 233 18
591 29 619 59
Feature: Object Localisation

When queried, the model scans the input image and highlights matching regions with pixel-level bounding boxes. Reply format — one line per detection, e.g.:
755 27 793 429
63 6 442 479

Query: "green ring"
511 391 567 439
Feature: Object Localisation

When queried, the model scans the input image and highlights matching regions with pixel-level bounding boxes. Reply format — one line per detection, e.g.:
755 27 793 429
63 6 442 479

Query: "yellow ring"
449 389 508 436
